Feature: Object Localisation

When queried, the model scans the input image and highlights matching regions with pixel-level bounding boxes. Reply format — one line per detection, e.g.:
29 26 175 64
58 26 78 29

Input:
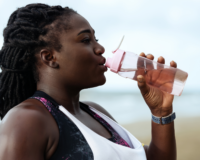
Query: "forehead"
69 14 93 33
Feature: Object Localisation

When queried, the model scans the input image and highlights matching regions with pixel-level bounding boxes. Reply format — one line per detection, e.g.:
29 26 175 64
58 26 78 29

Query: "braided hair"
0 3 77 119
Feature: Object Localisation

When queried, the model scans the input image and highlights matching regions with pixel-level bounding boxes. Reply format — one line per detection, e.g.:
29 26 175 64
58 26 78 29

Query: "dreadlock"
0 3 77 119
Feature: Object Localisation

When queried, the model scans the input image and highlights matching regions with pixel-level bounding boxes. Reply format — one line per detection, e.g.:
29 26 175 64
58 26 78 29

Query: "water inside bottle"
118 52 188 96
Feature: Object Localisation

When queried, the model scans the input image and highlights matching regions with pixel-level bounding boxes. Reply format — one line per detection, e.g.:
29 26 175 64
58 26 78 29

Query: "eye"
82 38 90 43
81 37 99 43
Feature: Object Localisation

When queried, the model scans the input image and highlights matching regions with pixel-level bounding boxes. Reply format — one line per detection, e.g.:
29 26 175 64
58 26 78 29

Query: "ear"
40 49 59 68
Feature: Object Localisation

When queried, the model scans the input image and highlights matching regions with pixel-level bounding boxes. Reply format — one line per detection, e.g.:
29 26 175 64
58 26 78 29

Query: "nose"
94 43 105 55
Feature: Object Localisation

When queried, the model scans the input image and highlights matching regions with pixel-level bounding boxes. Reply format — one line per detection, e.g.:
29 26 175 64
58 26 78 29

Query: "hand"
136 53 177 117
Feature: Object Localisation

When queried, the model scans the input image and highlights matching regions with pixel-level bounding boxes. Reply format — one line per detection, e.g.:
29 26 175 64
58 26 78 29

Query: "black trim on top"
32 90 114 140
32 90 60 108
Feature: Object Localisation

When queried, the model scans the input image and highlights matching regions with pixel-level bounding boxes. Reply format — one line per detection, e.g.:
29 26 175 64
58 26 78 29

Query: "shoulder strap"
30 90 60 108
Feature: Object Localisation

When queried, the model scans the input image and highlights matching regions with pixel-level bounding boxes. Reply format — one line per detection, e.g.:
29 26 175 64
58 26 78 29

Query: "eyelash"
82 38 99 43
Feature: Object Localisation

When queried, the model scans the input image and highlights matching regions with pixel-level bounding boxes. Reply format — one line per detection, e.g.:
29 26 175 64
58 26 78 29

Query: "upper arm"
81 101 117 122
0 106 48 160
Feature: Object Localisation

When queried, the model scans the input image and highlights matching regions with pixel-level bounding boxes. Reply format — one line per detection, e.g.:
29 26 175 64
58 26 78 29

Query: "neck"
37 82 81 115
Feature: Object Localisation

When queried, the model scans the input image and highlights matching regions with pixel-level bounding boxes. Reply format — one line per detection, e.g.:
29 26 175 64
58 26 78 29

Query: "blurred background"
0 0 199 159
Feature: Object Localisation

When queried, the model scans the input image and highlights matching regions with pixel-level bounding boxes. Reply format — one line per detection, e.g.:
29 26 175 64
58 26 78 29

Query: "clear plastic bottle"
105 49 188 96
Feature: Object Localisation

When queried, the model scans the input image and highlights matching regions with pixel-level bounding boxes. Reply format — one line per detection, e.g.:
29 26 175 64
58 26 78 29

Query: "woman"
0 3 176 160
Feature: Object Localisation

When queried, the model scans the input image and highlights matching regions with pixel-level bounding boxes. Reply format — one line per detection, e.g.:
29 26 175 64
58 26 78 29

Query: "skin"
134 54 177 93
0 13 176 160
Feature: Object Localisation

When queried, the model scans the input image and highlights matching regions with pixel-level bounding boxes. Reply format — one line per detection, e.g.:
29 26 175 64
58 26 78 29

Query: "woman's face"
56 14 107 90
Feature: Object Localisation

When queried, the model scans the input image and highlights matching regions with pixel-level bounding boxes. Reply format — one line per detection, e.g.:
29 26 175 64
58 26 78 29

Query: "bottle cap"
105 49 125 73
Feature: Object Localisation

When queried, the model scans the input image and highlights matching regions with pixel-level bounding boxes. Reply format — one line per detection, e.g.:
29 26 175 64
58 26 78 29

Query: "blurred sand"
121 116 200 160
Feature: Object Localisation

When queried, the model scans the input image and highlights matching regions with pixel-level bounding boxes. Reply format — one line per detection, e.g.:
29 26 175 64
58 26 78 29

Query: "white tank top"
59 105 147 160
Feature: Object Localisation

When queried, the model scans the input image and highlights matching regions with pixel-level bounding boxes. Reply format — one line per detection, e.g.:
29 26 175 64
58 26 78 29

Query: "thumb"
137 75 150 95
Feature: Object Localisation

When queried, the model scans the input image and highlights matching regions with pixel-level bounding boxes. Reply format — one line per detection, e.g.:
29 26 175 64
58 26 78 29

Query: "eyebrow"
77 29 95 36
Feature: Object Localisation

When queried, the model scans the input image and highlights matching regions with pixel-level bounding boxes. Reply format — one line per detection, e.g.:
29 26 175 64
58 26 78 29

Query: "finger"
137 75 150 96
157 56 165 70
139 52 146 57
146 54 154 60
146 54 154 70
135 52 146 78
157 56 165 64
170 60 177 68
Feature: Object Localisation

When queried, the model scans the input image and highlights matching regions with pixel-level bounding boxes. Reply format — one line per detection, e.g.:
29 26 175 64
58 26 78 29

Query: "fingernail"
140 52 145 56
171 60 176 64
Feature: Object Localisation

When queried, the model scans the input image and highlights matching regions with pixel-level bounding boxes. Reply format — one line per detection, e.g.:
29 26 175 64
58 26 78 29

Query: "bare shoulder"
1 100 49 132
81 101 117 122
0 101 49 143
0 100 58 160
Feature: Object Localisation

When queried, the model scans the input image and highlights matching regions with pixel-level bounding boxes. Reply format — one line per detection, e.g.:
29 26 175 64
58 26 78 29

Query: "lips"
99 57 106 65
98 58 107 71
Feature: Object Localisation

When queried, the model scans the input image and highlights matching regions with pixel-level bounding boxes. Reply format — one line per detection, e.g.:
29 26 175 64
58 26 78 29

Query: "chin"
87 76 106 89
98 76 106 86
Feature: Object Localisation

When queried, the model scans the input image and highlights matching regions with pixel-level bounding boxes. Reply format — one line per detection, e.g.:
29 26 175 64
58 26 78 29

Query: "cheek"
75 50 96 70
61 52 95 78
59 48 105 87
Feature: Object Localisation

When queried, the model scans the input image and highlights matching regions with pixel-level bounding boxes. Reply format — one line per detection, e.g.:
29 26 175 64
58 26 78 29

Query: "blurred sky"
0 0 200 93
